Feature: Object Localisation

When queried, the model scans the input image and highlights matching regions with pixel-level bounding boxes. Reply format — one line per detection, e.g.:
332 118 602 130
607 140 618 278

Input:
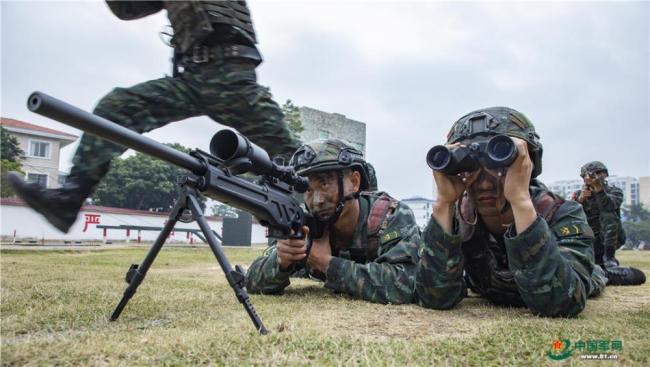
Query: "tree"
1 160 23 197
623 220 650 248
91 143 205 210
1 126 24 162
622 203 650 223
282 99 304 136
1 126 25 197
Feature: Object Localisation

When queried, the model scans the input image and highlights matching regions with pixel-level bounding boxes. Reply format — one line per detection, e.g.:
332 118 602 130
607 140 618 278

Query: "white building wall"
0 204 267 244
13 132 63 188
401 198 434 229
639 177 650 209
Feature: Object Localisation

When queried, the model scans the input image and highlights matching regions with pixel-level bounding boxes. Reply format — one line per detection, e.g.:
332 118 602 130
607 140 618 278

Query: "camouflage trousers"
594 212 625 264
70 59 300 181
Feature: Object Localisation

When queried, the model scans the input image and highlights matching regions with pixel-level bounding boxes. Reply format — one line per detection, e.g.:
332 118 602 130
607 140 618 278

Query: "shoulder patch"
553 222 592 238
381 229 401 244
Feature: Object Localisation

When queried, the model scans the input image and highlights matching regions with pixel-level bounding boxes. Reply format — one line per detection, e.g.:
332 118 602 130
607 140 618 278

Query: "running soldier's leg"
72 76 202 181
196 61 301 160
7 75 201 233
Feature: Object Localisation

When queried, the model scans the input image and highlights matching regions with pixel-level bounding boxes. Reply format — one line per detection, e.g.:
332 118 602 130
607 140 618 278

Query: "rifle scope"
211 130 308 192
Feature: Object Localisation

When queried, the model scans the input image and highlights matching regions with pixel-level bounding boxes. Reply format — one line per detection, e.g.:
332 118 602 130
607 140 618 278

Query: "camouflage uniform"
75 1 299 182
245 139 421 304
245 191 421 304
416 180 607 317
415 107 606 317
571 184 625 265
569 162 645 285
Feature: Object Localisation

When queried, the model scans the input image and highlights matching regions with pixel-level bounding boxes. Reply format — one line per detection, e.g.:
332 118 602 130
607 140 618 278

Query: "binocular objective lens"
427 146 451 170
487 136 515 162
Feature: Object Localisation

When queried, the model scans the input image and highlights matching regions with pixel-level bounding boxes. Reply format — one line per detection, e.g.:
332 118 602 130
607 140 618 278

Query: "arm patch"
381 229 401 244
553 223 593 238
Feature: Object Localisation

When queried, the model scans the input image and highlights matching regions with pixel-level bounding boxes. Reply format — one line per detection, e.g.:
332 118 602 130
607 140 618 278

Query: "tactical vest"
572 185 621 238
457 187 564 242
334 192 400 264
459 186 565 305
164 1 257 54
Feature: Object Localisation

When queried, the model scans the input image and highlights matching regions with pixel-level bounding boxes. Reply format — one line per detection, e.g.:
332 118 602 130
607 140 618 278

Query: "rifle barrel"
27 92 206 174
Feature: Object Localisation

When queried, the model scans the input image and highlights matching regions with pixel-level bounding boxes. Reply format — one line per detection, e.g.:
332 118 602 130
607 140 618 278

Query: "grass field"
1 246 649 366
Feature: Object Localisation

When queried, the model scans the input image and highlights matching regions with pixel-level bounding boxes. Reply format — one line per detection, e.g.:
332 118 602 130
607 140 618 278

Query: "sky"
1 0 648 201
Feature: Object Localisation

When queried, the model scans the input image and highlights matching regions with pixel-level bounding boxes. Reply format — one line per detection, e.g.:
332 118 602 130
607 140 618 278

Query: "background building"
639 176 650 209
547 176 640 206
1 117 77 189
401 196 434 229
298 107 366 155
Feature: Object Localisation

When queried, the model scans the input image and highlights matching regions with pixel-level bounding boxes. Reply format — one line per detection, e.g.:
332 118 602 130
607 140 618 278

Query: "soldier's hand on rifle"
307 229 332 275
590 178 604 193
277 226 309 271
578 185 592 202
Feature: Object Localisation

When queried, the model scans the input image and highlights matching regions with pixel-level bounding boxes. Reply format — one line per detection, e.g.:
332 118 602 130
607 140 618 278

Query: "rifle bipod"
109 180 268 335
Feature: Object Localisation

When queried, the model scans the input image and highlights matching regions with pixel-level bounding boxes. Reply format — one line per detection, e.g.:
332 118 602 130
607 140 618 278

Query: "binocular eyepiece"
426 135 517 175
210 130 309 192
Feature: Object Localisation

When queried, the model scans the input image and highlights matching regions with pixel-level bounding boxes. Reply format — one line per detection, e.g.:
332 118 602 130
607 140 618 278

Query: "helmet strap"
328 170 361 226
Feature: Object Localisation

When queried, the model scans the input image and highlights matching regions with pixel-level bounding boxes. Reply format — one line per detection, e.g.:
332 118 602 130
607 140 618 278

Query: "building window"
318 129 330 139
29 140 51 158
27 173 48 188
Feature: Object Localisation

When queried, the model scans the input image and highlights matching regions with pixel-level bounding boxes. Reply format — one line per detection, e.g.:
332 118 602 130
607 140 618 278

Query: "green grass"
2 247 649 366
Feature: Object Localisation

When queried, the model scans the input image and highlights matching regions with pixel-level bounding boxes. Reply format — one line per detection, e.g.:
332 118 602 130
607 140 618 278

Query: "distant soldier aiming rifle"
572 161 646 286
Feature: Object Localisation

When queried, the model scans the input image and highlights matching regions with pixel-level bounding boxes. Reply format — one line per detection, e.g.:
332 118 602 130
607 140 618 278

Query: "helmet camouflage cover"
581 161 609 177
290 139 370 190
446 106 544 177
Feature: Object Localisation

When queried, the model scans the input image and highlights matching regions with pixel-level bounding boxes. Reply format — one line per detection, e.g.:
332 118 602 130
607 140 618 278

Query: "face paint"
466 167 508 217
304 171 339 221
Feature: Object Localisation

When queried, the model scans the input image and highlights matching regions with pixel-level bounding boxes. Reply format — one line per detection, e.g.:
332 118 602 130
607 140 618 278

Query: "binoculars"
426 135 517 175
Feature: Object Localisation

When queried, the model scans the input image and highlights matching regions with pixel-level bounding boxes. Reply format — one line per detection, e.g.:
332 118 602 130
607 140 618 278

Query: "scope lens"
210 130 240 161
427 146 451 170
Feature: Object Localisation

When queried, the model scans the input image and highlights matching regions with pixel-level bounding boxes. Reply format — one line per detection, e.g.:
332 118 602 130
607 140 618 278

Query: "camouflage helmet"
446 106 543 177
366 162 378 191
581 161 608 177
290 139 370 190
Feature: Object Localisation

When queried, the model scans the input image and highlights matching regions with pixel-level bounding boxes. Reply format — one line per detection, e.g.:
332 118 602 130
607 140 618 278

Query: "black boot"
6 171 98 233
605 266 647 286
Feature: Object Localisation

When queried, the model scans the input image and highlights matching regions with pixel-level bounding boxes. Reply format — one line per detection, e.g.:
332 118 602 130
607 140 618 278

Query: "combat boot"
602 246 620 268
605 266 646 286
6 171 98 233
